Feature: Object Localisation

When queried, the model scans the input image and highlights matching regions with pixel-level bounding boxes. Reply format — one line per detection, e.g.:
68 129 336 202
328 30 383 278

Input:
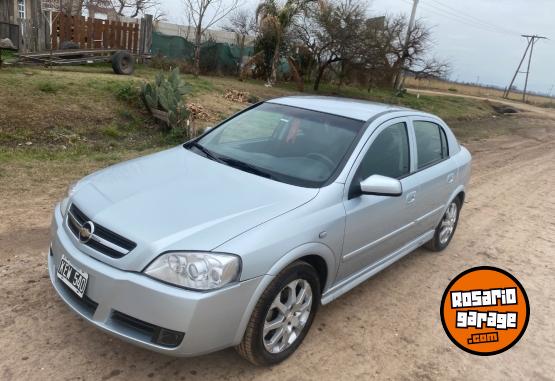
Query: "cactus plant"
141 68 193 136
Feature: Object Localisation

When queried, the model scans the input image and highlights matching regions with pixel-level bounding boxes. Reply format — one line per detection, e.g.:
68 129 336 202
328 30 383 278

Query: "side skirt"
321 229 435 305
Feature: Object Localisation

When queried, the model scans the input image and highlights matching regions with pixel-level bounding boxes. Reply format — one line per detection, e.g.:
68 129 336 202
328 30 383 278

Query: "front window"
354 122 410 182
191 103 364 187
18 0 25 19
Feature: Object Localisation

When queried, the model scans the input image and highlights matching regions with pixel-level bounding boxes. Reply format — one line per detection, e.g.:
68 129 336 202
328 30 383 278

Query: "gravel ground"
1 113 554 381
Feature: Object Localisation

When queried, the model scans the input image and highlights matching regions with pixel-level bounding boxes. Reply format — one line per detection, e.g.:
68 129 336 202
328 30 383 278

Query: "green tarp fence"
151 31 254 75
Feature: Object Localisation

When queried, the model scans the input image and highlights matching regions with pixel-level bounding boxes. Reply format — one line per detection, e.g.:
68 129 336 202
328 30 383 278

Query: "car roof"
267 96 406 122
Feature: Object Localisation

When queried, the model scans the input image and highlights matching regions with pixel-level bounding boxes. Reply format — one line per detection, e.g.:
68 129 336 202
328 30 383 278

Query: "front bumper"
48 205 266 356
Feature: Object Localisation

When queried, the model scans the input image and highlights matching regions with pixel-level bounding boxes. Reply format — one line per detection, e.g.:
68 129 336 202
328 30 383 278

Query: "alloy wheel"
439 202 458 245
263 279 313 354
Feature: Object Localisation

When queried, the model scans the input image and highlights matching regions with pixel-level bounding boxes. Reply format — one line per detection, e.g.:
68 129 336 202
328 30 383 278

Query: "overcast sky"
161 0 555 95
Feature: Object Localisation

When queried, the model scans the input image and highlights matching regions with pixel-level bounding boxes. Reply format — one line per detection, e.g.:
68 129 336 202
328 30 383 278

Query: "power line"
426 0 521 36
399 0 520 36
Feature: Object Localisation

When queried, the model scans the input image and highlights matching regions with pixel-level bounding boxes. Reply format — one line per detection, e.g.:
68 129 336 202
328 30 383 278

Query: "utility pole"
503 34 547 101
395 0 419 90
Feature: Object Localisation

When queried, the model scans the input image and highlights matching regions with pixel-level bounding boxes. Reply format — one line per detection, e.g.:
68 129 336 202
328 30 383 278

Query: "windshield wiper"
189 142 273 179
218 157 274 179
190 142 224 163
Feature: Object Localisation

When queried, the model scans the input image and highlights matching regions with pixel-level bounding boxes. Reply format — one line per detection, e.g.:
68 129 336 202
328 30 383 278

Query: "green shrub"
149 55 194 74
37 81 65 93
247 94 260 104
102 125 123 138
115 82 139 102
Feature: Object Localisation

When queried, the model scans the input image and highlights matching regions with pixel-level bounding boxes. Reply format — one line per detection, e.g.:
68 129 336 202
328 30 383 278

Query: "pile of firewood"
187 103 210 121
223 88 250 103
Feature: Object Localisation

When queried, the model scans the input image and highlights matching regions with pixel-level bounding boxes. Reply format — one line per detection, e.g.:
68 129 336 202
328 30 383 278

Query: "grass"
37 81 66 93
405 76 554 107
0 63 501 167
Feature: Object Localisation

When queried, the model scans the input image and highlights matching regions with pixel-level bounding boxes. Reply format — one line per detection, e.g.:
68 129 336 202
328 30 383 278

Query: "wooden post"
86 14 93 48
138 14 152 59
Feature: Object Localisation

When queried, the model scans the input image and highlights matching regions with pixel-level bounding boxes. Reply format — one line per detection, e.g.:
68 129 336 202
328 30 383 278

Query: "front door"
337 119 419 282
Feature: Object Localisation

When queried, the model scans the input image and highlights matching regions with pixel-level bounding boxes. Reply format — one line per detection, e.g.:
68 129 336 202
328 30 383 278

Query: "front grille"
67 204 137 258
111 311 185 348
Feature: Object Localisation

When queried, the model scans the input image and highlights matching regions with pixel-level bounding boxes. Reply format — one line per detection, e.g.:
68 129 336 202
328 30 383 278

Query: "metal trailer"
15 48 136 74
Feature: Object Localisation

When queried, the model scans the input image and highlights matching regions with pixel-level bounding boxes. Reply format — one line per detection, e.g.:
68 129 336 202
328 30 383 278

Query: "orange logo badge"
440 266 529 355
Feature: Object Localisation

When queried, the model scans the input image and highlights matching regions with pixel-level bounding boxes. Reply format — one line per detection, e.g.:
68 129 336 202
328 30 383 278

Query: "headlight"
144 252 241 290
59 181 79 217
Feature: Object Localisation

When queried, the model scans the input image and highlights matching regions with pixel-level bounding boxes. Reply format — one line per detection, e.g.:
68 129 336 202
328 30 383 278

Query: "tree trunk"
270 32 280 83
237 35 245 77
391 58 404 89
313 64 327 91
193 24 202 77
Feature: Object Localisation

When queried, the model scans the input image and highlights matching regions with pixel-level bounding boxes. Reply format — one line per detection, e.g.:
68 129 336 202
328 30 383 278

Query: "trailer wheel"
60 41 80 50
111 51 134 75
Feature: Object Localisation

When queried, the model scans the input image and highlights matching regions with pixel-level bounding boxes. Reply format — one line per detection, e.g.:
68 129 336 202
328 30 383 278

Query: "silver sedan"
48 96 471 365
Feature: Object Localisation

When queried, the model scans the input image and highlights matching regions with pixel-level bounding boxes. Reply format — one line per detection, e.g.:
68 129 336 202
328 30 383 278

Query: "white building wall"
153 20 254 46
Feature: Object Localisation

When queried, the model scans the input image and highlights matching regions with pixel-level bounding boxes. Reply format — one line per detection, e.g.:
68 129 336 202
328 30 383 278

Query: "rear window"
414 121 449 169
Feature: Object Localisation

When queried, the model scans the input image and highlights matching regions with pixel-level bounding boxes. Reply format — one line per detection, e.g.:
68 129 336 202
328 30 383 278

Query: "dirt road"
1 113 554 380
408 87 555 118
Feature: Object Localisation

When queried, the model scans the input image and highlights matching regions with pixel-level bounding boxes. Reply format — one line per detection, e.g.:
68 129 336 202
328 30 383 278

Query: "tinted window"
194 103 364 187
354 122 410 183
414 121 449 169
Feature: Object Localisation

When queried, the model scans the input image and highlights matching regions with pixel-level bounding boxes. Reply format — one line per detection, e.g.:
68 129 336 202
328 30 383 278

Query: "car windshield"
190 102 364 187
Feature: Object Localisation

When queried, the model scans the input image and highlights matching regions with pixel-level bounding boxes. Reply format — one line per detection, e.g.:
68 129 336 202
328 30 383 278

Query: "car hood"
70 146 319 271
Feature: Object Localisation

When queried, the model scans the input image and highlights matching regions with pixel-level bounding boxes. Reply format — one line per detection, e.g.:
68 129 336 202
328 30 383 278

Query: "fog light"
153 327 185 347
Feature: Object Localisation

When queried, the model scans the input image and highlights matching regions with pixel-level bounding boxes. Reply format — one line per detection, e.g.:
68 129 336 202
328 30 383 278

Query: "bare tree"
183 0 240 76
378 15 449 88
222 10 255 75
293 0 367 90
110 0 161 18
407 57 450 80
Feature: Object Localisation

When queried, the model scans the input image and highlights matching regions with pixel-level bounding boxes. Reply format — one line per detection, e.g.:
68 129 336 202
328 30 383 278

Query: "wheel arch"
232 243 337 346
265 242 337 293
456 190 465 206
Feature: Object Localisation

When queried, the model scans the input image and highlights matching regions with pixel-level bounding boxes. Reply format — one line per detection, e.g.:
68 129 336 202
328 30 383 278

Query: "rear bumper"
48 205 266 356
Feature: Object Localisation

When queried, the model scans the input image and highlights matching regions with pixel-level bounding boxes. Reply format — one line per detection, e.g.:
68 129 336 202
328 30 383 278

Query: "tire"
425 197 461 252
60 41 80 50
111 51 134 75
236 261 321 366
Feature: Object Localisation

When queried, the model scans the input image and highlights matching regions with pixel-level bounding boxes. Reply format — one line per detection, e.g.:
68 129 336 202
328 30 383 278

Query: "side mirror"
360 175 403 197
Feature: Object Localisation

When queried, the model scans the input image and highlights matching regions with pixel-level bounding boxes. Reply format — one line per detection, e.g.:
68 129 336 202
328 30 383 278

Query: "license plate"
57 255 89 298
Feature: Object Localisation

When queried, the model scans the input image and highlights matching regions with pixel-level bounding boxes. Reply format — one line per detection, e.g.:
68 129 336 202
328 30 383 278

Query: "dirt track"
1 113 554 380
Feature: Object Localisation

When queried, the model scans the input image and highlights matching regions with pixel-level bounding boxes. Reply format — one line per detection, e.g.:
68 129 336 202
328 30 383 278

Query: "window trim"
346 118 411 199
412 120 450 171
17 0 25 19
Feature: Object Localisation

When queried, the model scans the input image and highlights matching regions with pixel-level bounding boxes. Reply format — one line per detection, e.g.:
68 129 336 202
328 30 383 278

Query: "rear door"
407 118 458 235
337 118 421 282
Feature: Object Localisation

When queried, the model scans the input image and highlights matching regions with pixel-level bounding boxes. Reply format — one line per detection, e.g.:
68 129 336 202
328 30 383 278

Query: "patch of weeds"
118 109 144 130
247 94 260 103
163 125 188 144
102 125 124 139
37 81 65 93
115 82 139 103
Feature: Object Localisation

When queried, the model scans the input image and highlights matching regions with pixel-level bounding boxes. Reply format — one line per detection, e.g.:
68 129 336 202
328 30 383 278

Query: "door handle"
447 173 455 184
406 191 416 204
